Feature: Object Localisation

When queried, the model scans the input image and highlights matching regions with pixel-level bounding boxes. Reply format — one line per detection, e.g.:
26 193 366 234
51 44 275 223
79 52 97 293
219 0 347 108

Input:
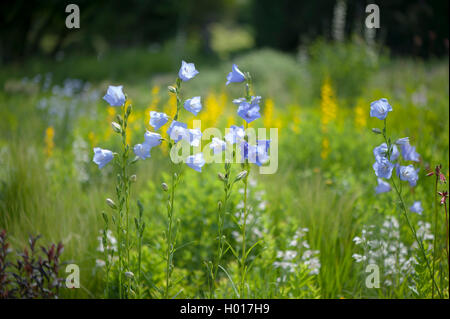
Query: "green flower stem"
239 157 250 298
382 120 442 298
164 166 176 298
101 220 111 298
210 161 233 298
164 78 182 298
391 177 442 298
137 234 142 299
432 173 438 298
121 102 132 298
239 77 252 298
136 200 144 299
117 206 123 299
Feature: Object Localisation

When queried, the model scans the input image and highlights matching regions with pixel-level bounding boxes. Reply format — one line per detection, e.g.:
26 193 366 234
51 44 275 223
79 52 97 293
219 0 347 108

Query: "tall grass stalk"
135 200 145 298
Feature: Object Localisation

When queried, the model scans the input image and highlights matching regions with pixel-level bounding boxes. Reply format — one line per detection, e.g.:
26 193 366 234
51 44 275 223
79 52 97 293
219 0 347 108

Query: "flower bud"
106 198 117 209
130 175 137 182
130 156 139 164
217 201 222 210
161 183 169 192
218 173 226 181
235 170 248 182
124 271 134 279
111 121 122 133
102 212 108 224
126 104 132 116
168 86 177 93
371 128 382 134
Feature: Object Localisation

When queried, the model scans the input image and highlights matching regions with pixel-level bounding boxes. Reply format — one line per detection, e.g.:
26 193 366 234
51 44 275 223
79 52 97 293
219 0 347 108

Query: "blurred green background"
1 0 448 74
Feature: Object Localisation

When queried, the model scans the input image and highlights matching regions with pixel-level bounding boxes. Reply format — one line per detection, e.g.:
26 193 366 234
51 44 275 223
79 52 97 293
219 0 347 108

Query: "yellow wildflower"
226 115 235 128
320 76 338 133
44 126 55 158
263 98 274 128
288 104 301 134
320 137 330 160
200 92 223 128
107 106 116 121
151 85 160 99
354 98 367 130
105 106 116 139
165 94 177 118
320 77 337 160
145 85 161 125
87 131 97 148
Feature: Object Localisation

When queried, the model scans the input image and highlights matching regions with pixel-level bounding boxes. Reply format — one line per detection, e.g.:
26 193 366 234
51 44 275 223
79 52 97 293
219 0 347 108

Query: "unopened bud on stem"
372 128 382 134
106 198 117 209
125 271 134 279
111 122 122 133
235 170 248 182
168 86 177 93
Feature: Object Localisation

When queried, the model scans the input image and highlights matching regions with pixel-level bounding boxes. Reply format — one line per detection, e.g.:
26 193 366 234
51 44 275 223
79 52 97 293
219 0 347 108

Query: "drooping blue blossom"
241 140 270 166
395 137 410 145
133 143 151 160
373 143 399 161
188 128 202 147
235 96 262 123
226 64 245 85
210 137 226 154
373 156 394 179
93 147 114 169
184 96 202 115
255 140 270 165
178 60 199 82
103 85 126 106
375 178 391 194
232 97 246 105
397 164 419 187
370 98 393 120
185 153 205 172
149 111 169 130
400 141 420 162
144 131 162 147
133 131 162 160
410 201 424 215
167 121 188 143
225 125 245 144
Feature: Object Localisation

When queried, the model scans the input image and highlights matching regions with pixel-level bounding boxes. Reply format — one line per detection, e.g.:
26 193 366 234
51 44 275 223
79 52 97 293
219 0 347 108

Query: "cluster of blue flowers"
226 64 270 166
91 61 275 299
93 61 272 174
370 98 423 214
93 60 206 171
233 96 262 123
